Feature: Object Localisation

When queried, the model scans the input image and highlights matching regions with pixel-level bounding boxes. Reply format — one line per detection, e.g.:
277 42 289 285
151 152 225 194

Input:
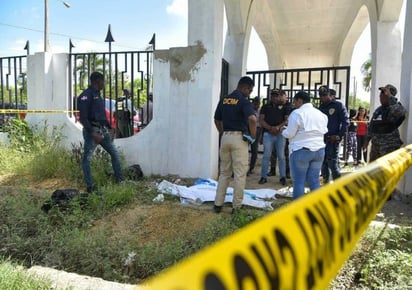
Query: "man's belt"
91 121 109 129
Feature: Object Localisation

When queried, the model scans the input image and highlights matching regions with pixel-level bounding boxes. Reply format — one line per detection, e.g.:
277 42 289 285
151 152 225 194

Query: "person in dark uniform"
319 85 349 184
214 76 257 214
368 84 406 162
259 88 291 185
115 89 133 138
248 96 261 175
77 72 123 193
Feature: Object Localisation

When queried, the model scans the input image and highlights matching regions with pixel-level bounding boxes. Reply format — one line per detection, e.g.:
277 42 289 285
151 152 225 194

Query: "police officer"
77 72 123 193
319 85 349 183
368 84 406 162
214 76 257 214
115 89 132 138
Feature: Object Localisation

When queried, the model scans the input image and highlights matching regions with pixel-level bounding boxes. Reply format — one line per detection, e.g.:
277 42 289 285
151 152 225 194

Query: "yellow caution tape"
141 144 412 290
0 109 78 114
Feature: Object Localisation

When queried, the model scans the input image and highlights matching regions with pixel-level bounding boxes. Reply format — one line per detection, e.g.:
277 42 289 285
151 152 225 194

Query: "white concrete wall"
21 0 224 180
0 132 8 145
25 52 83 148
399 0 412 194
369 21 402 110
366 0 403 111
89 0 225 179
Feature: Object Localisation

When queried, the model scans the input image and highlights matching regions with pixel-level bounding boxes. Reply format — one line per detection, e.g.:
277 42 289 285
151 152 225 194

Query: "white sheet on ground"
157 178 290 210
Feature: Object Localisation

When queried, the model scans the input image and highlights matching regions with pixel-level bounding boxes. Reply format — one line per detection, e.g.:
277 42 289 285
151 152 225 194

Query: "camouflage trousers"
369 132 403 162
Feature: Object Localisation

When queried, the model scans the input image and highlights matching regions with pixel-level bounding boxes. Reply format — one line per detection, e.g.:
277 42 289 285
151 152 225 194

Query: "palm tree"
361 53 372 92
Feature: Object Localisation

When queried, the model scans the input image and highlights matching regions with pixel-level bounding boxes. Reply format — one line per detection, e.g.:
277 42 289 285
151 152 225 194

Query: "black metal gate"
0 55 27 131
69 50 153 135
246 66 350 106
246 66 351 160
220 59 229 99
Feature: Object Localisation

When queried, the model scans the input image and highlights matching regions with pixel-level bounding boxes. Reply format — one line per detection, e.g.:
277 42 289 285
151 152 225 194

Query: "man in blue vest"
77 72 123 193
318 85 349 184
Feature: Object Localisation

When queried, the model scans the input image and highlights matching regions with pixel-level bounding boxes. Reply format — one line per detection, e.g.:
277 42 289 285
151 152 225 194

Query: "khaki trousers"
215 132 249 209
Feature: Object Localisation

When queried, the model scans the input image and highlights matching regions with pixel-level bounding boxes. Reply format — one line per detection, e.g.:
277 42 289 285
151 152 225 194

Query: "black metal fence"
220 59 229 99
0 55 27 130
69 50 153 136
246 66 351 106
247 66 351 160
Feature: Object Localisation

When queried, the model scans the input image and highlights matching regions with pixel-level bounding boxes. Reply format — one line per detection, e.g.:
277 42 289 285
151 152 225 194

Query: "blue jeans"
290 148 325 199
82 128 122 188
321 142 341 181
260 132 286 178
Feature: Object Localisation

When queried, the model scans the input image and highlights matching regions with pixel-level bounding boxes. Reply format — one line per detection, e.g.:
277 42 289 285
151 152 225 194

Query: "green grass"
330 226 412 289
0 120 411 288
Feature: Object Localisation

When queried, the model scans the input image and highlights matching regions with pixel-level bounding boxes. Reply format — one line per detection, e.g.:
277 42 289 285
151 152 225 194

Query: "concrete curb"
28 266 140 290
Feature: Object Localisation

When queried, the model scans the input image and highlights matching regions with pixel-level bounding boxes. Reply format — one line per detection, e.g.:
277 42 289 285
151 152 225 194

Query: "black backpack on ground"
41 189 88 213
123 164 144 181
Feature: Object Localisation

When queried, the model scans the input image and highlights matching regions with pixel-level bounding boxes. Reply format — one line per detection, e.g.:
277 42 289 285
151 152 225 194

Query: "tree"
72 53 150 110
348 94 370 111
361 53 372 92
73 53 132 100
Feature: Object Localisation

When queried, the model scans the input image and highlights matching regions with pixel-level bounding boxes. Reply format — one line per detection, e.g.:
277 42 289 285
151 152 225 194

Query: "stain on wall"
154 41 207 82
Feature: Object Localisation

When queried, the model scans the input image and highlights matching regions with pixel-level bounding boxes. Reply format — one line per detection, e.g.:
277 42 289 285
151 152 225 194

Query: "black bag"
41 189 88 213
123 164 144 181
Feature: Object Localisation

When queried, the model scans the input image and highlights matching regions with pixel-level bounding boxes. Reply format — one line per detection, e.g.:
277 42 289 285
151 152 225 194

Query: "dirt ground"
1 162 412 290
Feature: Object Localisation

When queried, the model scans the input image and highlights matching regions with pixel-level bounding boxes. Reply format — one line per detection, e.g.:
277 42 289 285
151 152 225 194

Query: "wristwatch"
335 135 341 141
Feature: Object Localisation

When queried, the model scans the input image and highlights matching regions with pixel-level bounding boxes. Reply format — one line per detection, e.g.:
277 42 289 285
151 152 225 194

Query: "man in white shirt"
282 91 328 199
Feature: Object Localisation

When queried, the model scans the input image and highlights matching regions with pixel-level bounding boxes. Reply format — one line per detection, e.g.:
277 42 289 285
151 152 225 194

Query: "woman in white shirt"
282 91 328 199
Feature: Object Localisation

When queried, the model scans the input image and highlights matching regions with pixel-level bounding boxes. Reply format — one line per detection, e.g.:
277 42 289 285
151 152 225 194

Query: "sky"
0 0 406 101
0 0 189 55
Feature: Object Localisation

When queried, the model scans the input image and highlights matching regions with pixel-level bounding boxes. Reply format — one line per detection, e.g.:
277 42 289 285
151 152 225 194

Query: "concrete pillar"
123 0 224 178
399 0 412 194
369 20 402 111
185 0 224 178
26 52 82 146
223 32 249 90
223 0 256 91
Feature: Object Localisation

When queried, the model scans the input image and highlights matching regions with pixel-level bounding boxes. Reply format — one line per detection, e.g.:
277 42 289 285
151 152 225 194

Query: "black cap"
379 84 397 96
318 85 330 96
329 89 336 96
271 88 286 96
252 96 260 103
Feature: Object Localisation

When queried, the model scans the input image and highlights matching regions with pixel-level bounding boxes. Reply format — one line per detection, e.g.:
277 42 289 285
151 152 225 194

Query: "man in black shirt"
259 89 291 185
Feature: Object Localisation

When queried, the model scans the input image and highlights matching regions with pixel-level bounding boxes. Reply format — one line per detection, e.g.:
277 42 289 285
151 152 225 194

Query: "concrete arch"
223 0 257 89
365 0 403 110
337 5 370 66
252 0 283 70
